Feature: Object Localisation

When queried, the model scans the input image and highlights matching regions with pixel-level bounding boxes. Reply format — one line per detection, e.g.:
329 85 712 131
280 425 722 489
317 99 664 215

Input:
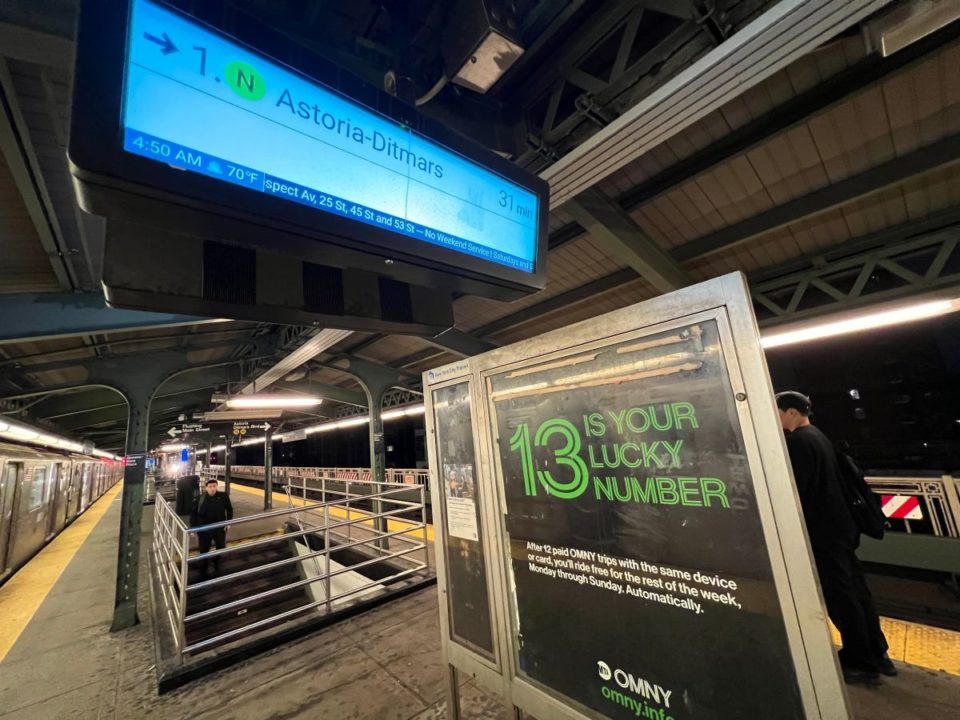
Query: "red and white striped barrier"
880 494 923 520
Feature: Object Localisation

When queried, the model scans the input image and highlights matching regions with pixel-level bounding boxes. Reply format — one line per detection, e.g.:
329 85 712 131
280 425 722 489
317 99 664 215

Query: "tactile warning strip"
831 618 960 676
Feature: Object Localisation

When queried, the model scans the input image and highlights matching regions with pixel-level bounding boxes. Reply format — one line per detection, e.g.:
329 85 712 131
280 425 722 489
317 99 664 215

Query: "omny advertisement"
487 319 805 719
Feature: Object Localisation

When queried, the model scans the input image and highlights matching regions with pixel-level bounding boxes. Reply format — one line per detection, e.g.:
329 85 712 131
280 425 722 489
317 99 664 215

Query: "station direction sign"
422 273 850 720
167 423 210 437
231 421 270 436
70 0 549 311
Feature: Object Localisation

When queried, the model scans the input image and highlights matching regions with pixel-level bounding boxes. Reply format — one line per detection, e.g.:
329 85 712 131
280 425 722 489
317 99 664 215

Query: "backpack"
833 447 887 540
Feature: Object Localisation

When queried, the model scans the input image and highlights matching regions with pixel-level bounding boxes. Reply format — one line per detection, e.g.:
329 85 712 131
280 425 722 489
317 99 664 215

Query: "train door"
66 463 82 521
8 464 51 570
79 464 92 512
48 463 67 538
0 462 23 575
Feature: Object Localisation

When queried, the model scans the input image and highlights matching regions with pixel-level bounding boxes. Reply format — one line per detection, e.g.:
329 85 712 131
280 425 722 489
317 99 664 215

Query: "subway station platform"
0 486 957 719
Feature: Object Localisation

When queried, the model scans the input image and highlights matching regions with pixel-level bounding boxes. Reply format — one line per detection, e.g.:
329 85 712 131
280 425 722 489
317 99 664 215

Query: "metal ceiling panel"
543 0 892 207
357 335 431 363
0 153 59 293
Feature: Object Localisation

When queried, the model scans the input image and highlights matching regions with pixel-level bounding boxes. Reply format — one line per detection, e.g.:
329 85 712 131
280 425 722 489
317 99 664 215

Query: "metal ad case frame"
423 272 850 720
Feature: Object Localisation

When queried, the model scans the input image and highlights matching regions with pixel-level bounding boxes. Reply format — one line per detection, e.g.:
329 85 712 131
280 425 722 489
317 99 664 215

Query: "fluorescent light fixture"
0 416 108 456
337 417 369 429
202 409 283 421
225 395 322 409
761 299 958 349
160 443 187 452
6 426 39 441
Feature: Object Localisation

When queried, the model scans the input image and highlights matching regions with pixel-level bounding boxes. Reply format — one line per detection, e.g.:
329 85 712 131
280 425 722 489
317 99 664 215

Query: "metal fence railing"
203 464 960 537
150 476 432 661
206 465 430 487
865 475 960 538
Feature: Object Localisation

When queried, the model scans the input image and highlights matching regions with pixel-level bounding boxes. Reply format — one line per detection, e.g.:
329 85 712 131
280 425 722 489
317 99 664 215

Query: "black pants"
198 529 226 575
813 545 888 671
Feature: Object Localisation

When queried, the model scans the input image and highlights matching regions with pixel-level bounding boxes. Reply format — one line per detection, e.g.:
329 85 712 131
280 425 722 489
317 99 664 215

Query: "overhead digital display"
121 0 540 274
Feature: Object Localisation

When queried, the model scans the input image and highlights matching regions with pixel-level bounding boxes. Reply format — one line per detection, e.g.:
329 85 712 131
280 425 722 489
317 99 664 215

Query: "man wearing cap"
192 478 233 578
776 391 893 684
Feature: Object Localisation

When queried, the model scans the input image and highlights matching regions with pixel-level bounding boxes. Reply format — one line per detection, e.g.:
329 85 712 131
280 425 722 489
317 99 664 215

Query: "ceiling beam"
564 187 690 293
0 292 215 344
671 132 960 262
237 328 353 395
0 327 256 369
0 22 73 68
546 16 960 254
391 268 641 370
279 378 368 408
424 328 498 357
0 57 77 289
0 339 248 381
542 0 892 207
475 268 639 339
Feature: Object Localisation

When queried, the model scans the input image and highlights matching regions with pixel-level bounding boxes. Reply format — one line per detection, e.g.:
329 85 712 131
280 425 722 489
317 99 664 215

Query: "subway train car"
0 441 123 584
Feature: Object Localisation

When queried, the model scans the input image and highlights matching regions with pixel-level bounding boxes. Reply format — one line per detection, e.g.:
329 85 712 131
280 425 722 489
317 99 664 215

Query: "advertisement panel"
432 382 495 657
486 318 804 719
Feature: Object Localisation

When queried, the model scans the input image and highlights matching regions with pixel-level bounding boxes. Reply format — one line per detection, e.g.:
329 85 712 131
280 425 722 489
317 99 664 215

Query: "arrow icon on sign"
167 426 180 438
143 31 178 55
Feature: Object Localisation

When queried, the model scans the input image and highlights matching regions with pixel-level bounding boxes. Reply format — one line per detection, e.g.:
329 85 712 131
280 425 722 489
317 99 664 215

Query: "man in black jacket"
777 391 893 685
192 478 233 578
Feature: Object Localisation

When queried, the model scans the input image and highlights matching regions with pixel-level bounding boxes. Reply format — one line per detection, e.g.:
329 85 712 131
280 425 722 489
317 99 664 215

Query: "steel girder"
0 292 213 344
752 226 960 328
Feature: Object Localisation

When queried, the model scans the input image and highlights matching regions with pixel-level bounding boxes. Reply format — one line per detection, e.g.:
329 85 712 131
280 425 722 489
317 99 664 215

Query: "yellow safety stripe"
0 482 123 663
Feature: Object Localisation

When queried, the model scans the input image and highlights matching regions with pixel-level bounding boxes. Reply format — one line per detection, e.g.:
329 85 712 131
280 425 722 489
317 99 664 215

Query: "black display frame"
68 0 549 301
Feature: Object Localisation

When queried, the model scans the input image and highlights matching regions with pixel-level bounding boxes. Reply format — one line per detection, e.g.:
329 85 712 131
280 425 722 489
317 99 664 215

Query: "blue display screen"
121 0 539 273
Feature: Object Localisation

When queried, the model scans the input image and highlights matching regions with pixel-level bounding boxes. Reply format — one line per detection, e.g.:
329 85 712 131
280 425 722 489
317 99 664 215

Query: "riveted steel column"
224 436 232 495
264 425 274 510
111 390 152 631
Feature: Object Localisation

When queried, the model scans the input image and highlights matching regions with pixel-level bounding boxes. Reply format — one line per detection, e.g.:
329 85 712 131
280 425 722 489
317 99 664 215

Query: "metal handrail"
186 511 427 590
206 464 430 486
185 543 427 623
182 564 424 655
150 475 433 661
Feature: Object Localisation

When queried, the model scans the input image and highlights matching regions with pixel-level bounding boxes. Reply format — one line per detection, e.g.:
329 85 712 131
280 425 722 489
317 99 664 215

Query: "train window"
28 467 48 509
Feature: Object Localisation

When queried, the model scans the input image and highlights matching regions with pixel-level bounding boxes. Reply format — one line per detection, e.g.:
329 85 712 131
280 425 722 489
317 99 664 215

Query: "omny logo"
597 660 675 719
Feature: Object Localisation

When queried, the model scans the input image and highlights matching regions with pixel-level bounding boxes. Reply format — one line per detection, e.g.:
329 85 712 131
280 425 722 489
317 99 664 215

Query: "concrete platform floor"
1 490 959 719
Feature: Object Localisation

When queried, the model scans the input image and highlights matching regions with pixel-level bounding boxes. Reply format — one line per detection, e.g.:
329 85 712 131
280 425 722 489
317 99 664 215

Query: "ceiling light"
202 409 283 421
225 395 322 409
866 1 960 57
6 426 39 441
336 417 369 429
160 443 187 452
761 300 959 349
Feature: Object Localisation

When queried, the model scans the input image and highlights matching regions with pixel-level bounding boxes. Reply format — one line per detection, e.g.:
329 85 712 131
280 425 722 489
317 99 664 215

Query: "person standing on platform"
192 478 233 578
776 391 895 685
175 474 200 519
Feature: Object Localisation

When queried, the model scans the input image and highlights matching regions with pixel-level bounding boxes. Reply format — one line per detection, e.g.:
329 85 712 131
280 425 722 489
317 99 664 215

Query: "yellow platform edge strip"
831 617 960 676
229 482 435 542
0 481 123 663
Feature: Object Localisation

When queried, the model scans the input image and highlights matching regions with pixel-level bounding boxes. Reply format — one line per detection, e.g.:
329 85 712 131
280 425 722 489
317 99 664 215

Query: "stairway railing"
151 477 432 661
